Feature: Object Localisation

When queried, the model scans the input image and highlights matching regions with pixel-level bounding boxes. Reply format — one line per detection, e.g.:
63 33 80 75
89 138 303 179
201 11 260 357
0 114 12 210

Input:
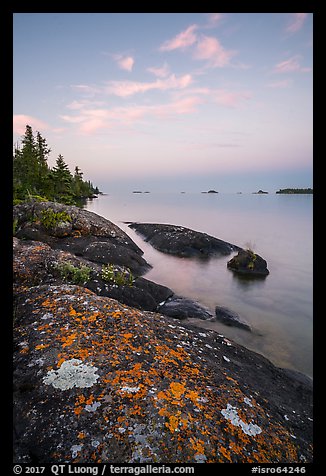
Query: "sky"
13 13 313 193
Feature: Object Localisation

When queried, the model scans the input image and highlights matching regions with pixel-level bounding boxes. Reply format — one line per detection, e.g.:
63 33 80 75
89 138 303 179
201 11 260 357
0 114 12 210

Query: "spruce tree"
50 154 73 202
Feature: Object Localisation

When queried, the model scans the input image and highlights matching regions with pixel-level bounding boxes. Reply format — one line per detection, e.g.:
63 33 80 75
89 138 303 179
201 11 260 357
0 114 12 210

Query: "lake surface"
85 192 313 378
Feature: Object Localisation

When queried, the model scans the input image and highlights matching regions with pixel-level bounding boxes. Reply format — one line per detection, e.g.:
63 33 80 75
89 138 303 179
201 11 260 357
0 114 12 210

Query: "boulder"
129 223 241 258
158 296 214 320
215 305 252 331
13 284 313 463
13 238 172 313
14 201 150 276
227 249 269 277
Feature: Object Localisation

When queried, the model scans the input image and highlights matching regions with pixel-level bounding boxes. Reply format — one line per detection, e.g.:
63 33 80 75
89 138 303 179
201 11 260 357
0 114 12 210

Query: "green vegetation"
40 209 72 230
13 218 18 236
53 261 92 284
101 264 134 286
276 188 313 194
13 125 100 206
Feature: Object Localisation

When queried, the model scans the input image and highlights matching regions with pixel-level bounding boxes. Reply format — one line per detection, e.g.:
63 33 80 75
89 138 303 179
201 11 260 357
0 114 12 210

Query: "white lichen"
223 356 230 362
221 404 262 436
120 385 140 394
85 401 101 412
244 397 253 407
71 444 83 458
43 358 99 390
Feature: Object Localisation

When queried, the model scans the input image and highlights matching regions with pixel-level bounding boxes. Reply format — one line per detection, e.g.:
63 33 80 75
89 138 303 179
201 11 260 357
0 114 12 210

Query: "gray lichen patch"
43 358 99 390
221 403 262 436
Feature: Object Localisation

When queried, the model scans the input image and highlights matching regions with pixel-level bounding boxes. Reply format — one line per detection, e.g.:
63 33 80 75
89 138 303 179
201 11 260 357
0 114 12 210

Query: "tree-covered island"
13 125 100 206
276 188 313 194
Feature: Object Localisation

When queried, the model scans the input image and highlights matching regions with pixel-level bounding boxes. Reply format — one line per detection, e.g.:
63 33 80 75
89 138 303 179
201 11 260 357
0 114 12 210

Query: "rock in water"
129 222 241 258
227 249 269 277
215 305 252 331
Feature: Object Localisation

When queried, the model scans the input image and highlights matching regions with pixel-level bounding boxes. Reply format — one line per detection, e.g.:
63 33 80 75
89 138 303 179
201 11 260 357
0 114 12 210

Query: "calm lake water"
85 192 313 378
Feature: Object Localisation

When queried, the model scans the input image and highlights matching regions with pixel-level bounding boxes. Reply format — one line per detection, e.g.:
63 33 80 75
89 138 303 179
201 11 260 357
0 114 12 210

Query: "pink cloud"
116 55 134 72
286 13 308 33
159 24 198 51
213 89 251 107
206 13 223 26
105 74 193 97
60 96 202 135
13 114 49 134
273 55 311 73
193 35 236 67
147 62 170 78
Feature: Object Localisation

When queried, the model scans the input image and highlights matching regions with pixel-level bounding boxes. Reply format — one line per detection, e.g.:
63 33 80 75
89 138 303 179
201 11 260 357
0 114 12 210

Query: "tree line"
13 125 100 205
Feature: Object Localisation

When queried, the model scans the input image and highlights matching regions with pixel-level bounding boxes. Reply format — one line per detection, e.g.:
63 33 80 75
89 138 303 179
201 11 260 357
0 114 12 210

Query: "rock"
14 201 150 276
129 223 241 258
253 190 268 194
13 238 172 312
215 306 252 331
158 296 214 320
13 284 313 463
227 249 269 277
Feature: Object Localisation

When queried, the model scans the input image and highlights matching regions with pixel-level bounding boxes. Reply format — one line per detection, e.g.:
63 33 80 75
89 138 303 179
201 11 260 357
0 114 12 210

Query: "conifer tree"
50 154 73 202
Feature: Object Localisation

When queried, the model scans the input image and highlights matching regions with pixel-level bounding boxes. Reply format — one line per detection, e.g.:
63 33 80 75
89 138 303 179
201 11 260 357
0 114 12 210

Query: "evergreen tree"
35 131 51 190
13 124 38 197
50 154 73 202
13 124 100 205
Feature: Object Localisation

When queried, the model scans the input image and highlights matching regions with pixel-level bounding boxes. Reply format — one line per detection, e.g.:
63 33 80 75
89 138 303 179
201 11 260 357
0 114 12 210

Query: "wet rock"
227 249 269 277
158 297 214 320
129 222 241 258
13 284 313 463
215 306 252 332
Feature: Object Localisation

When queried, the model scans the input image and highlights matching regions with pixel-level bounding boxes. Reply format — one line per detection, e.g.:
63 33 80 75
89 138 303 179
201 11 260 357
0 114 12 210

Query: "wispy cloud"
266 79 293 89
60 96 203 134
13 114 49 134
206 13 223 27
286 13 308 33
212 89 251 107
114 55 135 72
105 74 193 97
159 24 198 51
273 55 311 73
147 62 170 78
193 34 236 67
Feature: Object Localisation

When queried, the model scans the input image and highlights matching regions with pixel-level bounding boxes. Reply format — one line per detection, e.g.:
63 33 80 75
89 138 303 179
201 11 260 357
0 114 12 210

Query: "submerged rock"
13 284 313 463
129 222 241 258
215 306 252 331
227 249 269 277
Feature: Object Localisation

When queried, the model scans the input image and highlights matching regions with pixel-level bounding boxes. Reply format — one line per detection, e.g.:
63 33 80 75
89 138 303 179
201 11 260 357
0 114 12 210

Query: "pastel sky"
13 13 313 193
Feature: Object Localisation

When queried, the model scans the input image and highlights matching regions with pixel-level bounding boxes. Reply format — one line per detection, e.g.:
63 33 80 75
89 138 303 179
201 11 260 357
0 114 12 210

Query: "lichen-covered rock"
227 249 269 277
129 223 241 257
14 201 150 276
13 238 172 312
13 284 312 463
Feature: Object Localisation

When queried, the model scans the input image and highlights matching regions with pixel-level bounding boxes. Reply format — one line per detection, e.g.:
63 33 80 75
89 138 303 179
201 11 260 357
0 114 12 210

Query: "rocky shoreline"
13 201 313 463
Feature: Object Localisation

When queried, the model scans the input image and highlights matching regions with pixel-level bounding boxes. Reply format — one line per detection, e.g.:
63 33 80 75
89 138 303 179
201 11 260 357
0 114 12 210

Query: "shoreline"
13 200 313 463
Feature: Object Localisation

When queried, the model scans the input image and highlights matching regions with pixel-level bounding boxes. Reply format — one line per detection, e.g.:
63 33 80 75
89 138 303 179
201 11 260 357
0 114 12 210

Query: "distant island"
253 189 268 194
276 188 313 194
201 190 218 194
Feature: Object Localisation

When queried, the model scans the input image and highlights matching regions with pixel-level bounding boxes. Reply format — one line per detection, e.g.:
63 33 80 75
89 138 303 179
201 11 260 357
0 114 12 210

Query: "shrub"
54 261 91 284
101 264 134 286
13 218 18 236
40 208 72 230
